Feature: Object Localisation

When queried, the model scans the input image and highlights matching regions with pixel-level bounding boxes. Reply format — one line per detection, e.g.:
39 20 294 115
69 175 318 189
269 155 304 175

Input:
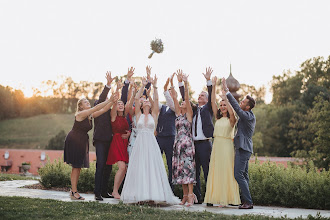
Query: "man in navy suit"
93 69 132 201
156 74 179 190
222 77 256 209
179 67 214 204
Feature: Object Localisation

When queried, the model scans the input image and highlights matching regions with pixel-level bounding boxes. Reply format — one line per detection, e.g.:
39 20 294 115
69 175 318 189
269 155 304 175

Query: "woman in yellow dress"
204 76 241 207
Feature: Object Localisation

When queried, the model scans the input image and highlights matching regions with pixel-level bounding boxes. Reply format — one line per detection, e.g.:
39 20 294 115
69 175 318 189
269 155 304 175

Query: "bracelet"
170 86 174 89
153 86 158 89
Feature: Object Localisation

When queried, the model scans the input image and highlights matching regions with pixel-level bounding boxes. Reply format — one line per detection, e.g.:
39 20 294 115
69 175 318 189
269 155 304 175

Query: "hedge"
38 157 330 209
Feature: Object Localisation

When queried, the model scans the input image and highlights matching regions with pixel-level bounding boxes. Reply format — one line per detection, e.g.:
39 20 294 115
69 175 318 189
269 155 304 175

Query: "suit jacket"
226 93 256 153
179 84 214 138
93 83 129 142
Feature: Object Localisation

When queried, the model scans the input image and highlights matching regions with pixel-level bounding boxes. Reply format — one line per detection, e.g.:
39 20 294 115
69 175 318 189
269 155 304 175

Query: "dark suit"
93 83 129 196
227 92 256 205
180 84 214 201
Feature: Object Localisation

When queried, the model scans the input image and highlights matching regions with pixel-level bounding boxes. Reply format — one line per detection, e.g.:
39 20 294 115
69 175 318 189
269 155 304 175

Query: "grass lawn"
0 196 325 220
0 114 93 149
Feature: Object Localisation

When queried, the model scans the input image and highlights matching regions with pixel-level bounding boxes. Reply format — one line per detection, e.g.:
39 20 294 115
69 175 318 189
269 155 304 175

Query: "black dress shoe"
206 203 213 207
239 203 253 209
95 194 103 201
101 192 114 198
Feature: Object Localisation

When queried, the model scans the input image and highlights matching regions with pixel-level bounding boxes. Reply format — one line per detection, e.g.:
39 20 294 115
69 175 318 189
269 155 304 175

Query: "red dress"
106 116 129 165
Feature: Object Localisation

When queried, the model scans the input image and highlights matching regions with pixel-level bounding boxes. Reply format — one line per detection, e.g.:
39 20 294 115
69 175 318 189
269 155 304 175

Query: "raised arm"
135 77 148 119
176 70 185 101
163 75 175 111
111 81 123 122
151 74 159 118
222 77 253 121
220 89 237 128
182 72 193 122
92 92 119 118
96 71 114 105
170 86 180 116
211 76 218 117
122 67 135 104
203 67 213 113
76 98 112 121
125 82 137 117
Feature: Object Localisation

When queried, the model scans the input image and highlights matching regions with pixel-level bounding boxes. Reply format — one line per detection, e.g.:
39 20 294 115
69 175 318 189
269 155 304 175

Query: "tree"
45 130 66 150
271 70 304 105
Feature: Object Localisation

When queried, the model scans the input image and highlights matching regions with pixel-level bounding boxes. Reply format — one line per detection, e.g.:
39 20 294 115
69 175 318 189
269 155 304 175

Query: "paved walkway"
1 180 329 219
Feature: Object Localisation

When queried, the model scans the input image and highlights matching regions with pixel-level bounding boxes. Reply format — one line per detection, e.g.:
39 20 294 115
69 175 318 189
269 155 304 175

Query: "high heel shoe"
180 195 188 205
70 190 85 200
186 193 197 207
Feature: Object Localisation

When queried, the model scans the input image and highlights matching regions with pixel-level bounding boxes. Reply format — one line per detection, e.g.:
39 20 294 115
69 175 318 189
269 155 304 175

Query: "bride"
121 67 180 205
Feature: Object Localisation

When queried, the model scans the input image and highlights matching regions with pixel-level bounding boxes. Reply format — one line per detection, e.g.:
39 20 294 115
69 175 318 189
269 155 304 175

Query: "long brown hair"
216 100 230 120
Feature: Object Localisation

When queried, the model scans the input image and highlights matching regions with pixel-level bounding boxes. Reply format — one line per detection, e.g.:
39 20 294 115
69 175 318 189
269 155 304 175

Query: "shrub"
38 156 330 209
38 158 71 188
45 130 66 150
249 159 330 210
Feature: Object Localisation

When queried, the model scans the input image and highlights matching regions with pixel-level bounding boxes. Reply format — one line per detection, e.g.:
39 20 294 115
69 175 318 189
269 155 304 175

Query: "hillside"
0 114 94 150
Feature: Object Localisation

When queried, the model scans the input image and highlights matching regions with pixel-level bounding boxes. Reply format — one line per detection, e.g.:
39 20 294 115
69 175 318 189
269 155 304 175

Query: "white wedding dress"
121 114 180 204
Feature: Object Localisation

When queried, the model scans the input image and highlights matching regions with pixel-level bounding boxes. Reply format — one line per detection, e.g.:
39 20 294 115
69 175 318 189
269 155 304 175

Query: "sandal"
186 193 197 207
70 190 85 200
180 195 188 205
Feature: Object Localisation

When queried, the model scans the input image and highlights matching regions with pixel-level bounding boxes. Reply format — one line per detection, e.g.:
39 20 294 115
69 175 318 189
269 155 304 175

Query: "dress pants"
156 135 175 190
94 140 112 195
193 139 212 201
234 148 253 204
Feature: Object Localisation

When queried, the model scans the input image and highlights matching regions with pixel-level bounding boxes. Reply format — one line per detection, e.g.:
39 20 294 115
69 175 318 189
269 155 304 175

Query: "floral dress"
172 114 196 185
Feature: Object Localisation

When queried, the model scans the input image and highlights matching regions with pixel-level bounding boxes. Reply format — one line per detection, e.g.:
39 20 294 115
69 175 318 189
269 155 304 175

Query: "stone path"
1 180 329 219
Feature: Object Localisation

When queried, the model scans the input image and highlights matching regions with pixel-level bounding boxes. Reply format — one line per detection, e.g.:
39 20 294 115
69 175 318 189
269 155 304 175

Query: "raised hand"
176 70 183 83
212 76 218 85
146 87 151 97
164 77 170 91
182 73 189 83
142 77 148 86
146 66 152 82
105 71 114 86
202 67 213 81
116 80 123 91
127 67 135 80
151 75 158 87
110 91 119 103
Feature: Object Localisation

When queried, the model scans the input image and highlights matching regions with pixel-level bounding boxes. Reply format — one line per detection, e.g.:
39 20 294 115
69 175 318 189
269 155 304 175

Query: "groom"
222 77 256 209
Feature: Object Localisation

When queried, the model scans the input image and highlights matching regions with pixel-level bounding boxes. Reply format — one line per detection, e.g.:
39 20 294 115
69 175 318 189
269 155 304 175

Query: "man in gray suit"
222 77 256 209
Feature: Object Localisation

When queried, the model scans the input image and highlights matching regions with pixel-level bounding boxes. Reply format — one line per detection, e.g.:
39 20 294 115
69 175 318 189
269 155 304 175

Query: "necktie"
195 107 200 137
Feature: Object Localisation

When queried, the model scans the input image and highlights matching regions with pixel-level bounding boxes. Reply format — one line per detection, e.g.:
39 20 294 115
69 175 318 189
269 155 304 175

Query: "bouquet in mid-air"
148 38 164 59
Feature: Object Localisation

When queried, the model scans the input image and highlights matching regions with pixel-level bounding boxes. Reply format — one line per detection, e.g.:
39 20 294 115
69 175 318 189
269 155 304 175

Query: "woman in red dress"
106 97 130 199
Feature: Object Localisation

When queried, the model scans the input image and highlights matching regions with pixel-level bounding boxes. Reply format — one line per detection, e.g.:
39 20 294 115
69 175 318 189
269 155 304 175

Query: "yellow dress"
204 117 241 205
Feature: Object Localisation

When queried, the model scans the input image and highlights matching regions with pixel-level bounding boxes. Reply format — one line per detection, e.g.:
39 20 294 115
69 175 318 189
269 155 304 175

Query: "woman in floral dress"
171 70 196 207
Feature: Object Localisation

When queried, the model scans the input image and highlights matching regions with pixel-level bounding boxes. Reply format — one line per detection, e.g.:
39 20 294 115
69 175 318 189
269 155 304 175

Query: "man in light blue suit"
222 77 256 209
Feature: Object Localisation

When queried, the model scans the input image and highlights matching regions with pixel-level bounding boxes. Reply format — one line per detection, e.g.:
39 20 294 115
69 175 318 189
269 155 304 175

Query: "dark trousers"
193 139 212 201
94 140 112 195
234 148 253 204
156 135 175 190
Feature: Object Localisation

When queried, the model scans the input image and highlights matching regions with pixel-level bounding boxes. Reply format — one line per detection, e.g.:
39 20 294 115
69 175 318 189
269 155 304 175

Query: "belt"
194 139 211 143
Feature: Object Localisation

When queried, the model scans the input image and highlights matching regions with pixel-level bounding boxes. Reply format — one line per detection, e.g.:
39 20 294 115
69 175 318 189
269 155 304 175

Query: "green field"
0 114 94 150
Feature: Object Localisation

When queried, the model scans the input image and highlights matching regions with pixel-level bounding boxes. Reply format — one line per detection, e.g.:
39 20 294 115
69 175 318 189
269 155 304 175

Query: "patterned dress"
172 114 196 185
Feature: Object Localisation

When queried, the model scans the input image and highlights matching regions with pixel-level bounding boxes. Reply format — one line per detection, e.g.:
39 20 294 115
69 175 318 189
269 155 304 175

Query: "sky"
0 0 329 103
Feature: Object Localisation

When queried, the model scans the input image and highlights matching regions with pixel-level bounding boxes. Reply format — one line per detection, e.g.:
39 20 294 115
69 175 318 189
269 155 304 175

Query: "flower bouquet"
148 38 164 59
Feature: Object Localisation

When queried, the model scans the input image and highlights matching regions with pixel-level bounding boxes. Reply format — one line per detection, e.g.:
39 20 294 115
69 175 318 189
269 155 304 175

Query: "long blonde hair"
75 98 88 116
